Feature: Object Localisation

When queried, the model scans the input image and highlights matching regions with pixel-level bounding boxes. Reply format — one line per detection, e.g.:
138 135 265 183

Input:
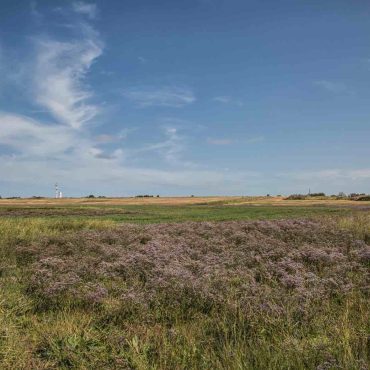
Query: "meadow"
0 197 369 369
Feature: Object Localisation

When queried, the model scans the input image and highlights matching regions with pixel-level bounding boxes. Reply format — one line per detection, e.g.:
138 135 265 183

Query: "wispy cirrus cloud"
72 1 98 19
134 126 189 166
0 113 75 157
157 127 186 164
207 138 233 145
212 96 244 106
34 28 103 129
138 56 147 64
0 111 126 167
246 135 264 144
314 80 349 94
122 86 196 108
30 1 42 19
207 136 264 145
213 96 232 104
94 128 133 144
0 4 109 162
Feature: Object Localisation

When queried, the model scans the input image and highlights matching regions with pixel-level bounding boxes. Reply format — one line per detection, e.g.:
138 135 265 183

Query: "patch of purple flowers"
21 220 369 314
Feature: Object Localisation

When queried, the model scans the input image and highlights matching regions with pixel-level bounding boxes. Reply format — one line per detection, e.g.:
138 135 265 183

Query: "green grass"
0 203 355 224
101 204 350 223
0 204 369 369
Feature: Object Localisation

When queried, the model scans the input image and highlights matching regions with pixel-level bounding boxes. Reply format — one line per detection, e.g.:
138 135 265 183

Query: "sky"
0 0 369 197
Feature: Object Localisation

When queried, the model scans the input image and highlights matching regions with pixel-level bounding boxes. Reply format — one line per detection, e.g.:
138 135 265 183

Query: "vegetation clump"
285 194 307 200
0 216 368 369
356 195 370 201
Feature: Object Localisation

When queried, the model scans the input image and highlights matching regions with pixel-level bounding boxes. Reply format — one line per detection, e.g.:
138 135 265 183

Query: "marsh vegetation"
0 201 369 369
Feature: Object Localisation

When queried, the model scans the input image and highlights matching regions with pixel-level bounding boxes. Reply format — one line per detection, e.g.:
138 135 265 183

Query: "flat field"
0 196 368 223
0 197 369 369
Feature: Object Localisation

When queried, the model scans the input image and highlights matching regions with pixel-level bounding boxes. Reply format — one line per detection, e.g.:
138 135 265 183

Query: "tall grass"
0 218 116 369
0 214 369 369
335 213 370 242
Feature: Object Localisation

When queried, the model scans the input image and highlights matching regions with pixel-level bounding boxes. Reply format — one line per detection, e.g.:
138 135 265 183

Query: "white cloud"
94 129 132 144
122 87 196 108
283 169 370 181
0 155 261 196
158 127 185 164
207 136 264 145
314 80 348 94
134 126 190 166
0 113 76 156
213 96 232 104
72 2 97 19
0 5 114 183
207 138 233 145
1 112 369 195
30 1 42 19
346 169 370 179
212 96 244 106
138 56 147 64
0 113 262 195
95 134 116 144
34 34 102 129
272 168 370 195
0 111 126 167
246 135 264 144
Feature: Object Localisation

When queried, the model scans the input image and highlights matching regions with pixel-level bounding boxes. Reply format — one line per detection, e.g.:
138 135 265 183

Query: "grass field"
1 196 368 223
0 197 369 369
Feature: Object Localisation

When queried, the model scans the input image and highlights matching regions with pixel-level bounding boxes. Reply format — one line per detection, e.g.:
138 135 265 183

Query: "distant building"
55 183 63 198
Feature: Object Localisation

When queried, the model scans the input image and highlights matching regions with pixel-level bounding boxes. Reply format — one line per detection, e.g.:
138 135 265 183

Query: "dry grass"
0 196 237 207
1 195 368 207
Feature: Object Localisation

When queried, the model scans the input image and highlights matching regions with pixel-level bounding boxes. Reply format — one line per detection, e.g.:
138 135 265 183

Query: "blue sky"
0 0 369 197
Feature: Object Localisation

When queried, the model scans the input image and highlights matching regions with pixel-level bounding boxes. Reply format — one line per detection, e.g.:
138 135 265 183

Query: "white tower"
55 183 64 198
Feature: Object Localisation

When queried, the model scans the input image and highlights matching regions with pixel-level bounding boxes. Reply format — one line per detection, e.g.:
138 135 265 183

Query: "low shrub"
356 195 370 201
285 194 307 200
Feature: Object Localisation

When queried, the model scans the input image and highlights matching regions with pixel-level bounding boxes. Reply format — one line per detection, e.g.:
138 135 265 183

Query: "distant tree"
356 195 370 201
349 193 365 198
87 194 95 198
309 192 326 197
285 194 307 200
338 192 346 198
